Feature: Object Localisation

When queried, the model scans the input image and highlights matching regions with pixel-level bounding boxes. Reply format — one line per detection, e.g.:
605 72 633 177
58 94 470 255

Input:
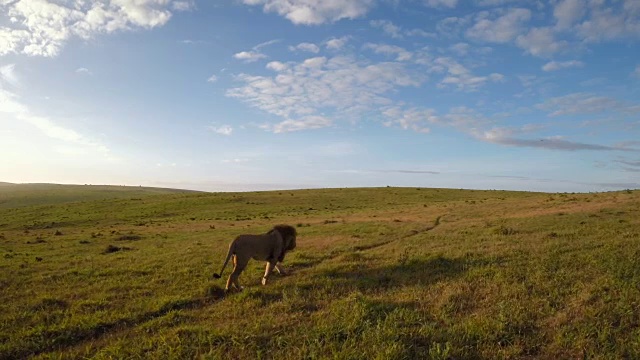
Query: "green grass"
1 186 639 359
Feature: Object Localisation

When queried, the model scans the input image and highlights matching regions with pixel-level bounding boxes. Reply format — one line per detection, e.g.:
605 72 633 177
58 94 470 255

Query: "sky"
0 0 639 193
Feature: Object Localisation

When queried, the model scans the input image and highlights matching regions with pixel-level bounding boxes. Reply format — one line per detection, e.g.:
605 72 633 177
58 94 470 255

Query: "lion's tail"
213 242 235 279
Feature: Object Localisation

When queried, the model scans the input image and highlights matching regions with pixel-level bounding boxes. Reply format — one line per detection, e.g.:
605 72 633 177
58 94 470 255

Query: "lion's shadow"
319 255 469 291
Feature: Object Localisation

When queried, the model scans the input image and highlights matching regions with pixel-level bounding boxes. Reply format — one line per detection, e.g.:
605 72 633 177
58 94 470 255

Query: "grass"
0 183 197 209
1 186 639 359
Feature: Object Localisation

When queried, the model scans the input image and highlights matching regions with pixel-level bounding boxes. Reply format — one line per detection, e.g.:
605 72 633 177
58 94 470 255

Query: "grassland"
1 186 639 359
0 183 197 209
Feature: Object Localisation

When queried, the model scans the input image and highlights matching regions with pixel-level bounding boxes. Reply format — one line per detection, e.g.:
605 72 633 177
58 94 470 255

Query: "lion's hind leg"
274 263 287 276
226 254 249 292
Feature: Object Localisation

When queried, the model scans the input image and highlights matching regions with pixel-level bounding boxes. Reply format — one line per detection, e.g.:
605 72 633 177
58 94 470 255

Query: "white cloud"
516 26 566 57
437 16 472 37
634 65 640 78
382 107 436 133
371 19 439 39
0 64 19 87
441 106 488 129
542 60 584 71
0 0 181 57
227 55 425 132
466 8 531 43
553 0 585 29
475 0 530 6
449 42 470 56
207 75 218 83
233 50 267 62
208 124 233 135
172 1 194 11
433 57 504 91
405 28 437 38
180 39 208 45
75 67 92 75
370 19 403 38
266 61 288 71
240 0 375 25
290 42 320 53
272 115 333 133
424 0 458 8
363 43 413 61
576 1 640 42
233 39 280 63
325 36 349 50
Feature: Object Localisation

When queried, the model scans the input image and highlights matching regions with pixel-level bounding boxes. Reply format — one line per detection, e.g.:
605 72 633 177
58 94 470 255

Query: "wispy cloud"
254 39 281 50
484 136 633 151
207 75 218 83
233 39 280 63
472 125 637 152
387 169 440 174
370 20 403 38
371 19 437 39
325 36 350 50
0 64 19 87
363 43 413 61
449 42 470 56
179 39 209 45
208 125 233 135
272 116 333 133
172 1 195 12
0 88 112 157
615 158 640 167
337 168 440 175
616 141 640 150
382 107 436 133
75 67 93 76
542 60 584 72
405 29 437 38
466 8 531 43
424 0 458 8
222 158 249 164
433 57 504 91
385 102 637 154
538 93 640 116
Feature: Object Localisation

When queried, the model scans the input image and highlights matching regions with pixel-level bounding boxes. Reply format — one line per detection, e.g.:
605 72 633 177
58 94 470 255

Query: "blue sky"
1 0 639 192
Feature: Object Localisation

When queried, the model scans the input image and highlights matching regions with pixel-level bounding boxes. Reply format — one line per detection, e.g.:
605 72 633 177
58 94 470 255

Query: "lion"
213 224 297 292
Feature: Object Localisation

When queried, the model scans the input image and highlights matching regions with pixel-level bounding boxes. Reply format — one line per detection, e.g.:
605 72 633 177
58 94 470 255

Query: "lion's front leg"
262 260 276 285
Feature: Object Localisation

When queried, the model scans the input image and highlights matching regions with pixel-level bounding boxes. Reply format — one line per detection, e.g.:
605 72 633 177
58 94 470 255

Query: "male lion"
213 225 297 292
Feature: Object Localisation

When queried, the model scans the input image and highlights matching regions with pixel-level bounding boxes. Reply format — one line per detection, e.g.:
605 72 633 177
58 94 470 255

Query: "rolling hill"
0 183 199 209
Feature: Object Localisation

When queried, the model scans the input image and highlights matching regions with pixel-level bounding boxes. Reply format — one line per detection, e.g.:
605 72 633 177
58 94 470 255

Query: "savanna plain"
1 183 639 359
